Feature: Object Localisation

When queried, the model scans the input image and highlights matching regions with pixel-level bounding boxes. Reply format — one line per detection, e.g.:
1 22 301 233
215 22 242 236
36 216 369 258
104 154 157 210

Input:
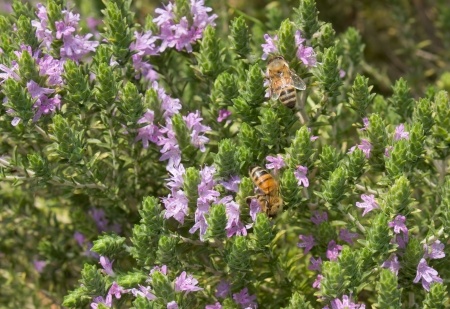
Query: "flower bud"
230 16 251 58
91 234 126 258
206 204 227 240
376 269 402 308
348 74 376 116
389 78 414 121
252 213 273 251
227 236 250 272
293 0 320 40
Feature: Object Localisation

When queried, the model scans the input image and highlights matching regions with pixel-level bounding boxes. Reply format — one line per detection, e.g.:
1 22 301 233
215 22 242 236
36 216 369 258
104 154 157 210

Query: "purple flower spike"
297 234 316 254
265 154 285 172
261 34 278 60
90 208 109 232
220 175 241 193
183 111 211 152
388 215 408 234
311 211 328 225
167 301 178 309
130 285 156 301
355 194 379 216
424 240 445 260
326 240 343 261
74 231 86 246
215 280 230 298
108 282 125 299
33 259 47 273
174 271 203 293
27 80 54 98
91 294 112 309
382 254 400 276
389 215 409 249
99 256 115 276
295 30 317 67
349 139 372 158
339 228 359 245
190 165 219 240
313 274 323 289
217 109 231 122
205 302 222 309
223 196 248 237
360 118 369 131
154 0 217 53
151 264 168 276
232 287 257 309
308 256 322 271
413 258 443 291
248 198 262 221
163 189 189 224
394 124 409 141
130 31 160 56
327 295 365 309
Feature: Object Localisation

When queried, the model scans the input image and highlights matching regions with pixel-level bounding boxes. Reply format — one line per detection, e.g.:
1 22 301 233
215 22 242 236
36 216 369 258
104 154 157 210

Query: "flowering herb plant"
1 0 450 308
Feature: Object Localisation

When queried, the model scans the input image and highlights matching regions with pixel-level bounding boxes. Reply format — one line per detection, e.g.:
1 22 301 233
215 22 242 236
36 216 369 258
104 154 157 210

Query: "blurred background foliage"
1 0 450 307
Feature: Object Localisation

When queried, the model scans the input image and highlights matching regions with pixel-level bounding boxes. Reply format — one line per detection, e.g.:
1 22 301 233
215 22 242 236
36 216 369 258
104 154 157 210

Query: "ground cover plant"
1 0 450 308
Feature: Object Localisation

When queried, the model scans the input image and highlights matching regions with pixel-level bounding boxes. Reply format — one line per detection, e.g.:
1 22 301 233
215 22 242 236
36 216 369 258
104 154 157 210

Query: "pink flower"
261 34 278 60
129 285 156 301
174 271 203 293
384 146 393 157
220 175 241 193
360 118 369 131
99 256 115 276
248 198 262 221
355 194 379 216
265 154 285 172
394 124 409 141
382 254 400 276
413 258 443 291
90 294 112 309
217 109 231 122
313 274 323 289
348 139 372 158
108 282 125 299
162 190 189 224
424 240 445 260
33 259 47 273
294 165 309 187
167 301 178 309
183 110 211 152
326 240 342 261
327 295 365 309
295 30 317 67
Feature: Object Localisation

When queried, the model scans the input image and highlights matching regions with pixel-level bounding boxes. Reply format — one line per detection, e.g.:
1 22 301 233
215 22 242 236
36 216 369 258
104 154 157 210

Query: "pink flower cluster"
261 30 317 67
91 263 203 308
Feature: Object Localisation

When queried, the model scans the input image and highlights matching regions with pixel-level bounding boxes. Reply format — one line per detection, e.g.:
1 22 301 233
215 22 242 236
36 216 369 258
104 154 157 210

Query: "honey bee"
266 55 306 109
247 166 283 217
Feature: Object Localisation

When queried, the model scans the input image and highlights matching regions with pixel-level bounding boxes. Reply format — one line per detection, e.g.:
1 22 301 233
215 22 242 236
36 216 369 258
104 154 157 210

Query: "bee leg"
246 195 257 205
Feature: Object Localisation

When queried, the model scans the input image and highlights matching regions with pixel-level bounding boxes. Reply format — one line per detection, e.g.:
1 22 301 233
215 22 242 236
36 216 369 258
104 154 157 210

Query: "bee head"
248 164 260 176
267 55 285 64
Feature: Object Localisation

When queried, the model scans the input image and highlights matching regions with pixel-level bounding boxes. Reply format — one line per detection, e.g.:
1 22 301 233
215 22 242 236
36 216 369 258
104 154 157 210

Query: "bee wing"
290 70 307 90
